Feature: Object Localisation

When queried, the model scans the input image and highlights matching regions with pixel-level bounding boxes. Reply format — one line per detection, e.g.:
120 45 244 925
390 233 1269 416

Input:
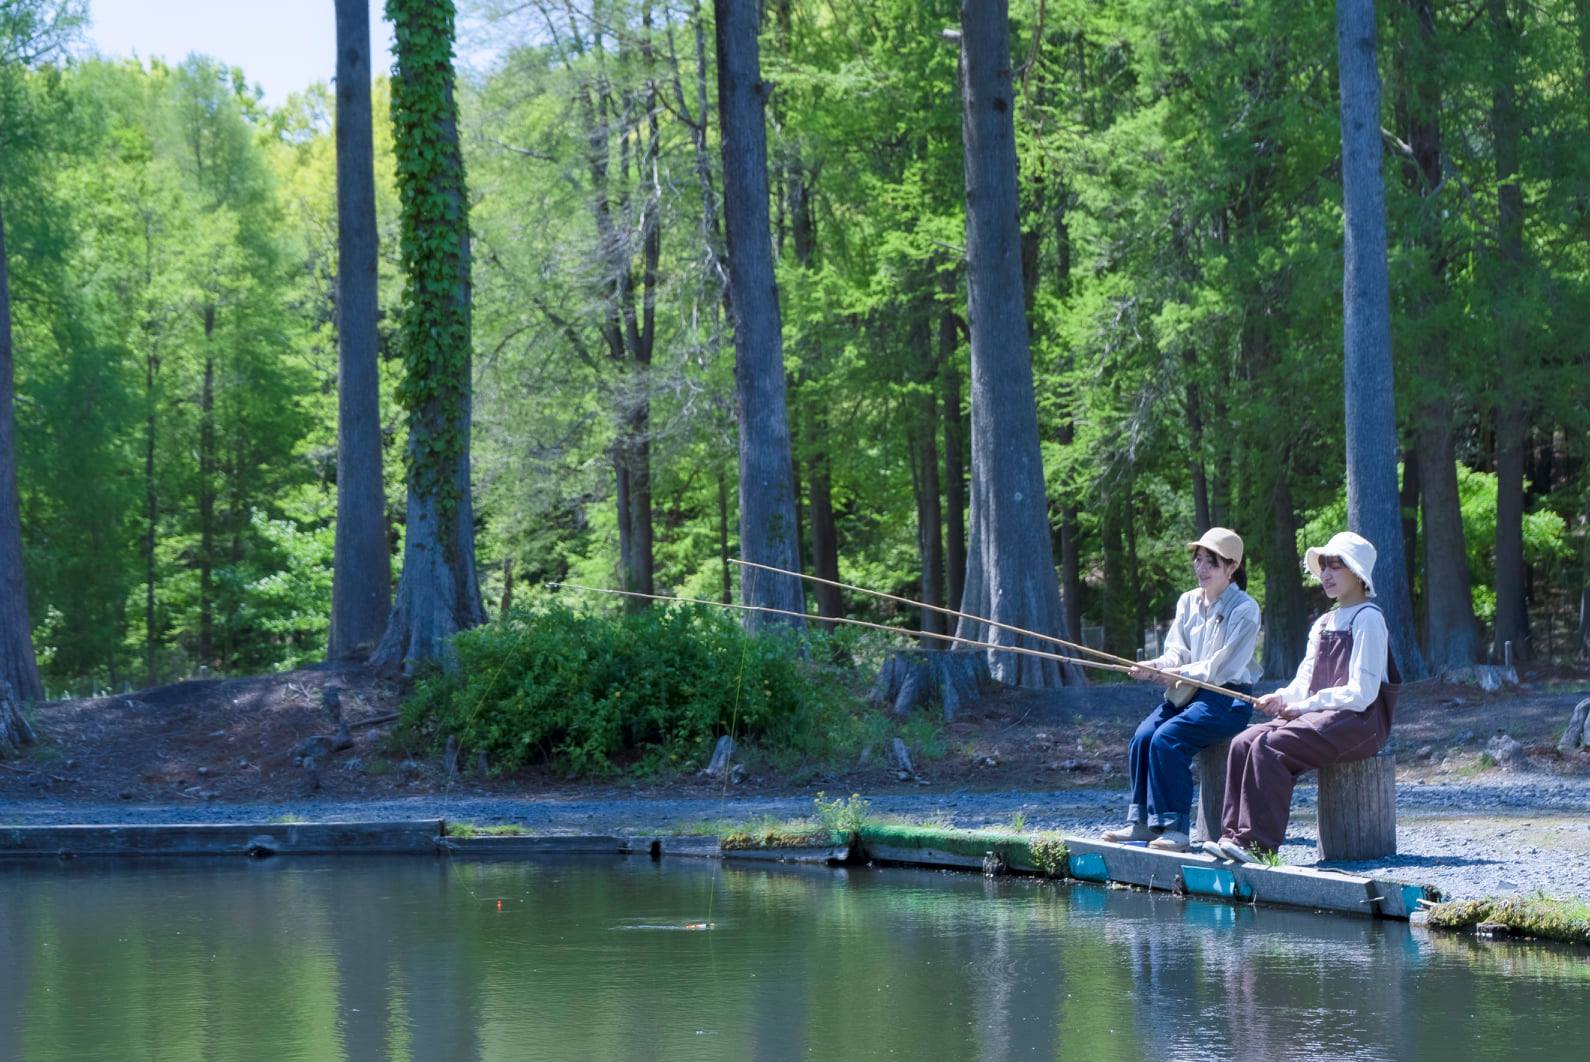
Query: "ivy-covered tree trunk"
714 0 804 626
1336 0 1426 680
952 0 1077 687
0 203 42 707
374 0 486 671
328 0 391 659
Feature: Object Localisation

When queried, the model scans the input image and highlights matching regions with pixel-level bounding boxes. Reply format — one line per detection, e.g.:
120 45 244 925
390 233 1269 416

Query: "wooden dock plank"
0 821 444 857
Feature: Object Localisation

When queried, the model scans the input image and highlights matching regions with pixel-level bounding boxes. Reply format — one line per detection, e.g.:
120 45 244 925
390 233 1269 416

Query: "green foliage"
1028 834 1068 878
8 0 1590 693
401 604 862 776
812 792 871 835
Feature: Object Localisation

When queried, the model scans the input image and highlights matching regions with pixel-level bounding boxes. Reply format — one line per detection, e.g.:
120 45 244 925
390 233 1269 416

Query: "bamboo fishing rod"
730 558 1261 707
547 582 1138 679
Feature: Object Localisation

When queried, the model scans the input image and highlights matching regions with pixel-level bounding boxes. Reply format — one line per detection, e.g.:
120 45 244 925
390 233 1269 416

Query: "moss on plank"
1427 895 1590 946
445 822 531 839
858 823 1067 877
720 825 847 850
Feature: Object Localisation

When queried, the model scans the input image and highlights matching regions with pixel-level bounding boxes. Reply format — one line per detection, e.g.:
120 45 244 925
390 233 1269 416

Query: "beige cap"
1186 527 1243 567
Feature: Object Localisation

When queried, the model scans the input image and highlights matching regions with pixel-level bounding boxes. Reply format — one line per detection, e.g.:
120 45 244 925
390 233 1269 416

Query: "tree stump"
868 649 992 720
0 678 36 751
1558 697 1590 753
1193 739 1231 843
1317 747 1397 860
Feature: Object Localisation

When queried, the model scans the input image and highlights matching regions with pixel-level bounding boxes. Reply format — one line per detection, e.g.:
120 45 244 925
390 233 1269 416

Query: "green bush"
401 604 860 776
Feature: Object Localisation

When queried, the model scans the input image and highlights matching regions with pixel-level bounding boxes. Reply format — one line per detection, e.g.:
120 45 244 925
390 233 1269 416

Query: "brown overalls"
1220 604 1401 852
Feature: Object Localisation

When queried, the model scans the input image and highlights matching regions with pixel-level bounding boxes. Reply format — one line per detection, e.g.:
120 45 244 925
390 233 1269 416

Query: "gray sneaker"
1101 822 1156 843
1219 838 1261 864
1148 830 1191 852
1199 840 1231 860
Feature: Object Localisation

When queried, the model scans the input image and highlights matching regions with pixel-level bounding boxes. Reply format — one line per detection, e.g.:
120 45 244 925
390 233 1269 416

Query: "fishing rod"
547 582 1139 680
730 558 1260 707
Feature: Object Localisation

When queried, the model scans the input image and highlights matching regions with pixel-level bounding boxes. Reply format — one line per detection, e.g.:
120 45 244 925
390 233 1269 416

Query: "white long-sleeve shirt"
1141 584 1263 687
1273 602 1388 714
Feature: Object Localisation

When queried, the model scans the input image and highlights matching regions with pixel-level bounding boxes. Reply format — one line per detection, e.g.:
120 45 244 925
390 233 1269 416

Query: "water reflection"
0 857 1583 1061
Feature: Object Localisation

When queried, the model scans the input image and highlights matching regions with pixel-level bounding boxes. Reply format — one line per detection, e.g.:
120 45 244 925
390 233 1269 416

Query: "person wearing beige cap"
1205 530 1401 864
1100 527 1262 852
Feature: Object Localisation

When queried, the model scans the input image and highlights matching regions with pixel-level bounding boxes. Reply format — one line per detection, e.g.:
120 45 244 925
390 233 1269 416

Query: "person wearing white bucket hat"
1204 530 1401 864
1100 527 1262 853
1304 530 1378 598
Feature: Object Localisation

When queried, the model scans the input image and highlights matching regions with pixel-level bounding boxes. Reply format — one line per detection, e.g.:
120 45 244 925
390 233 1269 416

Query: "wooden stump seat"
1193 738 1397 860
1193 739 1231 844
1316 747 1397 860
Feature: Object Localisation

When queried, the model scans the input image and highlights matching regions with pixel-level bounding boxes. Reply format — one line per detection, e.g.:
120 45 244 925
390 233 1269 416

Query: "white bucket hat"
1304 531 1377 597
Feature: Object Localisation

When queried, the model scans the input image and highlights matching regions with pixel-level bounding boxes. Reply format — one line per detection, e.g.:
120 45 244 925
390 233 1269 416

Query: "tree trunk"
1493 406 1530 660
805 418 843 622
1317 749 1398 860
1416 404 1482 669
910 306 945 637
1489 0 1530 662
1054 203 1081 639
951 0 1077 686
0 204 43 704
940 273 967 615
1123 478 1145 646
143 335 158 686
198 325 215 670
613 420 655 606
1392 0 1479 671
1336 0 1426 680
329 0 392 659
373 0 486 671
1059 498 1081 642
787 135 842 624
1263 462 1311 679
1185 348 1212 535
714 0 804 625
1100 500 1133 660
1399 443 1420 599
717 469 731 604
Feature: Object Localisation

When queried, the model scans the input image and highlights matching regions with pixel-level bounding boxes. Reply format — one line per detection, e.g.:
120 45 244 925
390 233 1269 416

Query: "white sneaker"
1148 830 1190 852
1219 838 1261 864
1101 822 1156 843
1199 840 1230 860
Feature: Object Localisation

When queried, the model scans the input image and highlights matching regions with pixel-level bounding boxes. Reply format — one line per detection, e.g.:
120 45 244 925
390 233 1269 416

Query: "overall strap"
1343 602 1383 630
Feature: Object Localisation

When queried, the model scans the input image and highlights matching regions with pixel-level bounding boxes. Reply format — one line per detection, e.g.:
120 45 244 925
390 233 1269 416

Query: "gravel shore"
7 773 1589 903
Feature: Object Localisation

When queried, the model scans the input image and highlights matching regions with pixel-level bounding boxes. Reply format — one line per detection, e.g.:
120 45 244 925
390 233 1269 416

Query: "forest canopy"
1 0 1585 696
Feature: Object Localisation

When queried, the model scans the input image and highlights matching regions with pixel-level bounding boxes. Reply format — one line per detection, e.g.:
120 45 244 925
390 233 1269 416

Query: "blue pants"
1126 692 1253 834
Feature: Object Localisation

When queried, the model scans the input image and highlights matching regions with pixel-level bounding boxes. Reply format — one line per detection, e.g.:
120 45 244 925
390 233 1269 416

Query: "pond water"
0 856 1583 1061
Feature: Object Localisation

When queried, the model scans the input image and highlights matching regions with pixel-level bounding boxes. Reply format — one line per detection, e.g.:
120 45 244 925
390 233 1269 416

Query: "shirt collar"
1197 583 1242 619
